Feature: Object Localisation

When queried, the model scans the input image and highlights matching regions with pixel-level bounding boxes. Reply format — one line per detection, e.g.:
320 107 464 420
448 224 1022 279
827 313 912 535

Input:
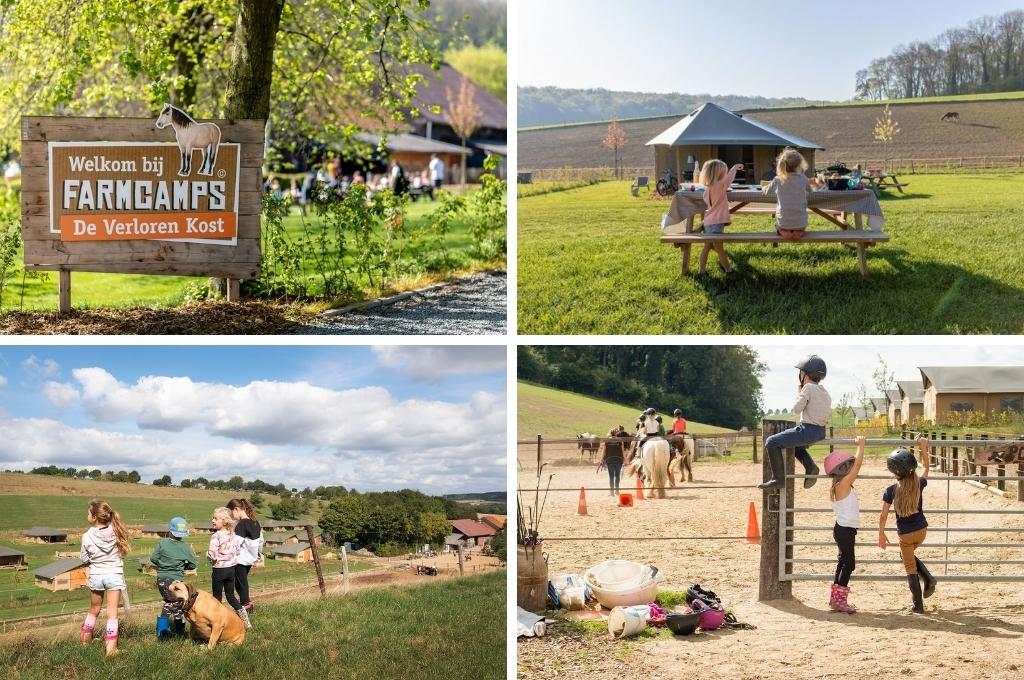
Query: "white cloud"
372 345 505 381
0 374 7 386
22 355 60 379
0 417 179 469
43 381 80 407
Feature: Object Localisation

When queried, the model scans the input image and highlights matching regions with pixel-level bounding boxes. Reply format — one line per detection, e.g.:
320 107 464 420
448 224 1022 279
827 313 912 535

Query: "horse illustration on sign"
155 103 222 176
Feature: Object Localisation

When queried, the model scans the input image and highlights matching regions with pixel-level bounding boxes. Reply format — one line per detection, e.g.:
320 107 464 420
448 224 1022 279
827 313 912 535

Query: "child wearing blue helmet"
150 516 198 639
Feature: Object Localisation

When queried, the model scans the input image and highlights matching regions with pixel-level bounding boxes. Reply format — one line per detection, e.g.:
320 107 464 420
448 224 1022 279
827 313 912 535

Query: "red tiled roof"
450 519 496 538
478 514 506 530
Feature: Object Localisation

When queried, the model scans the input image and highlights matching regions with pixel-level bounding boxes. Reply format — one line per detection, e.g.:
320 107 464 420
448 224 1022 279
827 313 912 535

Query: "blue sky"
517 1 1024 100
757 345 1024 411
0 346 506 494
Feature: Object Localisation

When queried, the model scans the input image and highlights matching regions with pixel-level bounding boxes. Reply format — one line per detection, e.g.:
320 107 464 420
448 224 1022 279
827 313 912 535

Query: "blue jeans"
607 463 622 493
765 423 825 468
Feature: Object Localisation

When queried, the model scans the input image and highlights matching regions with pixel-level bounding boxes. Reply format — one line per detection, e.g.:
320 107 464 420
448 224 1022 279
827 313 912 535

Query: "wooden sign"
21 107 264 310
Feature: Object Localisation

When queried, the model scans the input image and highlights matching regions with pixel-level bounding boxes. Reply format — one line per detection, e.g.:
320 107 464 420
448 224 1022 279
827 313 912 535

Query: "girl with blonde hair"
79 499 131 655
879 436 936 613
208 506 250 628
762 148 813 242
698 159 745 274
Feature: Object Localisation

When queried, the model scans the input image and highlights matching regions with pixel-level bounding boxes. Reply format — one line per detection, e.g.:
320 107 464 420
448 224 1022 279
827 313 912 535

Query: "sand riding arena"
517 428 1024 680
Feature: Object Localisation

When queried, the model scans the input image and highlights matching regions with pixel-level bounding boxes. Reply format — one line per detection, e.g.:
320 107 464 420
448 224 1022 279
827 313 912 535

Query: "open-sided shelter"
646 102 824 183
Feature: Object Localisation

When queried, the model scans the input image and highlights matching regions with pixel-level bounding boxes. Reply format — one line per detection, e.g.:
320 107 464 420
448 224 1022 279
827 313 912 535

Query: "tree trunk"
461 138 468 187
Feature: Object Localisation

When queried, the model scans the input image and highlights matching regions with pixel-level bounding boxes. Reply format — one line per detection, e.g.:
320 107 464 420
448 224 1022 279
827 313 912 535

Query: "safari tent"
262 520 308 532
919 366 1024 424
141 524 170 538
263 531 302 549
24 527 67 544
898 380 925 426
33 558 88 591
646 102 824 183
272 542 312 562
0 545 26 569
886 389 903 428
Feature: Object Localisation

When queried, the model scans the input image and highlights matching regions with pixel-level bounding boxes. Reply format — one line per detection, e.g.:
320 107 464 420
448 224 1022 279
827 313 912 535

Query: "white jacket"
80 526 124 575
235 531 264 566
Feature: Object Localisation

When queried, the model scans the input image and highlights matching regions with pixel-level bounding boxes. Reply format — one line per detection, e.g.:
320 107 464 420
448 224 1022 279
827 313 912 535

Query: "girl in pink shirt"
698 160 745 275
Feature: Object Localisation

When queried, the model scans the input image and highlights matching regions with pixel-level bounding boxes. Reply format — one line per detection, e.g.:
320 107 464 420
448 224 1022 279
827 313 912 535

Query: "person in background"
597 427 627 495
671 409 687 434
429 153 444 198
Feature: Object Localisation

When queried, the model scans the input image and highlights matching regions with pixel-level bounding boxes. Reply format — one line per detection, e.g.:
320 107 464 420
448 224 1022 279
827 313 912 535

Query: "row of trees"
519 346 766 430
855 10 1024 100
29 466 140 482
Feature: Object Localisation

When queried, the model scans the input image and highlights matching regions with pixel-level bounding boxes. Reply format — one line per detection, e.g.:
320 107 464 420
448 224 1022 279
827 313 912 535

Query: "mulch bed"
0 301 306 335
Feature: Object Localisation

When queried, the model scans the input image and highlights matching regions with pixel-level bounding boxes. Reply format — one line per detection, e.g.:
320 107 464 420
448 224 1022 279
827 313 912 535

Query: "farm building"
646 102 823 184
886 389 903 428
449 519 496 547
852 406 873 424
262 520 308 532
478 514 506 532
24 527 67 544
870 397 888 419
33 558 88 591
898 381 925 426
919 366 1024 423
0 545 26 569
189 522 216 534
272 542 312 562
356 132 469 181
141 524 170 538
264 531 303 548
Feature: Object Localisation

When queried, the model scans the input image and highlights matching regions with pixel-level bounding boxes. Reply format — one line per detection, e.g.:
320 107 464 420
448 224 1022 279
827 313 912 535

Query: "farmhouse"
33 558 88 591
919 366 1024 423
272 542 312 562
0 545 26 569
646 102 823 184
870 397 888 419
24 527 67 544
898 381 925 426
886 389 903 428
141 524 170 538
449 519 496 547
478 514 506 532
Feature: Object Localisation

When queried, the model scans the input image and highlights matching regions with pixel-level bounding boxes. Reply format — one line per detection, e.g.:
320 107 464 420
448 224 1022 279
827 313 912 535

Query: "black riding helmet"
795 355 827 381
673 409 683 416
655 415 663 423
644 407 656 415
887 448 918 478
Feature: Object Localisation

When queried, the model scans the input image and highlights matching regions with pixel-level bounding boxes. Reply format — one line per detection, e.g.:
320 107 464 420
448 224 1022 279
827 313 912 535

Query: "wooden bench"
661 230 890 277
631 176 650 196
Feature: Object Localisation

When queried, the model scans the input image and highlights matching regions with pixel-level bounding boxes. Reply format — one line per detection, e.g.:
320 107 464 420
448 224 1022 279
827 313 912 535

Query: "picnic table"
861 172 909 193
661 188 889 277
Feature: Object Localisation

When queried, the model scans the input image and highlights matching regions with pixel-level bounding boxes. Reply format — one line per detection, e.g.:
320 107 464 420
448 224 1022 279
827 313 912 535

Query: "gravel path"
299 271 507 335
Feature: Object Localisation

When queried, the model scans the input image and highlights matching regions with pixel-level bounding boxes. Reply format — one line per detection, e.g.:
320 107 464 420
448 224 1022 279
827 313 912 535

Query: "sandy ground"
518 455 1024 680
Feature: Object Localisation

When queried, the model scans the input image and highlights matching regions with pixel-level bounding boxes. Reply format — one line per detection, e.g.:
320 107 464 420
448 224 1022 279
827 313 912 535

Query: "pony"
626 437 671 499
941 111 960 123
155 103 222 177
576 433 600 463
667 433 695 483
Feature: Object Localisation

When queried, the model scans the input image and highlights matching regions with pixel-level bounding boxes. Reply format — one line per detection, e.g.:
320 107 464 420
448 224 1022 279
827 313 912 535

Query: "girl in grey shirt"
763 149 813 241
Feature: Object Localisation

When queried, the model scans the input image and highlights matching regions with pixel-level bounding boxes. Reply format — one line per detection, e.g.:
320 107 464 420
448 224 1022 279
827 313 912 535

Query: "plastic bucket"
517 545 548 613
608 605 648 639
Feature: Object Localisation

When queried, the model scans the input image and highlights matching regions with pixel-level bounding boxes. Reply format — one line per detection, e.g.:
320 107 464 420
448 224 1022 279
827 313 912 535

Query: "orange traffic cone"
635 476 645 501
618 493 633 507
577 487 588 515
746 501 760 544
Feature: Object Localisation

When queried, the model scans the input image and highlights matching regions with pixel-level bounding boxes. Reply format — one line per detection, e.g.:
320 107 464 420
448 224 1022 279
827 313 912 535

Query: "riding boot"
794 448 820 489
907 574 924 613
236 607 252 630
916 558 936 598
758 447 785 489
172 617 186 637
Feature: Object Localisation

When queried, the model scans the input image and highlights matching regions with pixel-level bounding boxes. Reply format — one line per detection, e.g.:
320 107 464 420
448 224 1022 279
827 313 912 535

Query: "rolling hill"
517 381 736 438
519 97 1024 171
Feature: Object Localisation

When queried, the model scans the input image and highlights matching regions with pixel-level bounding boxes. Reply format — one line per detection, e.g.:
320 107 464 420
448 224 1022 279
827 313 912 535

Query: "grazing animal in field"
941 111 960 123
667 433 695 483
576 433 600 463
155 103 222 176
626 438 671 499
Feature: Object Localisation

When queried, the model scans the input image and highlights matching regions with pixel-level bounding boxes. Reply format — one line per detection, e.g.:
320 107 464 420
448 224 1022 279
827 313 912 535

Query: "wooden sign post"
21 106 264 313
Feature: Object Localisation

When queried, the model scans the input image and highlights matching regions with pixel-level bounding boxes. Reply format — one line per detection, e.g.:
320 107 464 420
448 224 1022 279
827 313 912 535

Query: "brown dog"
165 581 245 650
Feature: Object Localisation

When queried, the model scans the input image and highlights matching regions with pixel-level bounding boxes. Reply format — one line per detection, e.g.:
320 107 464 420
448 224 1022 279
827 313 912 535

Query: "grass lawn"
517 381 737 438
2 197 491 312
517 174 1024 334
0 571 505 680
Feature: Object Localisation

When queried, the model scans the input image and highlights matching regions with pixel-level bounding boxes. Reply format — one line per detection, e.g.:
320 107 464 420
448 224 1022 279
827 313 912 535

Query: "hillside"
0 571 505 680
518 98 1024 170
517 381 735 437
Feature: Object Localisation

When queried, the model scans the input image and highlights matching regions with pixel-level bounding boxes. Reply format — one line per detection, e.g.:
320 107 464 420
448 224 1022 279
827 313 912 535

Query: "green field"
518 174 1024 334
2 198 491 312
517 381 735 437
0 571 504 680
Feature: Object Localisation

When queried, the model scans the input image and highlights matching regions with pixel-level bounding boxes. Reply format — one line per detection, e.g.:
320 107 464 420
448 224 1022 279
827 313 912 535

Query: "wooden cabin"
24 527 67 544
34 558 88 591
141 524 170 538
0 545 26 569
263 531 302 549
272 542 312 562
138 557 197 576
886 389 903 428
919 366 1024 424
647 103 824 184
898 380 925 427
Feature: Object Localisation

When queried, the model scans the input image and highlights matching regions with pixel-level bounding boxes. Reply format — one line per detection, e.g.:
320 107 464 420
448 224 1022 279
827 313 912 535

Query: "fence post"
752 431 758 463
828 426 834 454
457 544 465 577
759 419 792 601
965 432 974 475
929 430 937 468
305 525 326 596
951 435 959 477
341 545 350 595
1017 435 1024 502
536 434 543 470
996 434 1006 492
979 433 988 480
940 432 947 473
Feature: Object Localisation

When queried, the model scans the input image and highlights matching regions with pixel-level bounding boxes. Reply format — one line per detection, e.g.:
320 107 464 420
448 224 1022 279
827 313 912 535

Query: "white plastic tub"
583 560 662 609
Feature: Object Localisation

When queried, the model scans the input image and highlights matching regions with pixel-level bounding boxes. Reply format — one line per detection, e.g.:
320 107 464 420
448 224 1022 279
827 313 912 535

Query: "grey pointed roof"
919 366 1024 394
646 102 824 149
0 545 25 558
33 557 86 579
870 397 888 413
25 526 66 537
897 380 925 404
886 389 902 407
273 542 311 555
